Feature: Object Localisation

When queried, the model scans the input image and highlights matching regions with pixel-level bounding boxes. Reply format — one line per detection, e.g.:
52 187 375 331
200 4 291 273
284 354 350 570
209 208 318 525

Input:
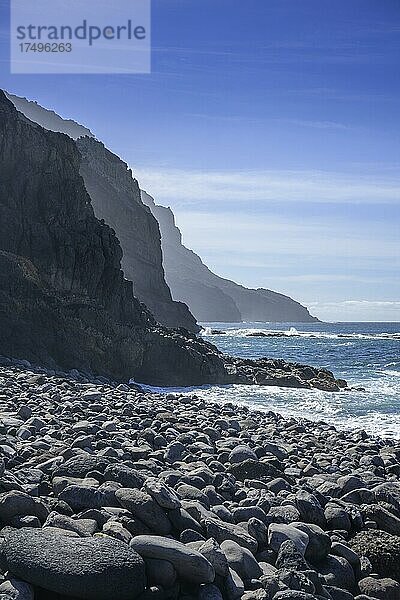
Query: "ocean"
140 322 400 439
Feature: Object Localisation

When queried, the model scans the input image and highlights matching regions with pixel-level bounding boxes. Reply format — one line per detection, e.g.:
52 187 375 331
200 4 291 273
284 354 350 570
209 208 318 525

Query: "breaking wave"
201 326 400 341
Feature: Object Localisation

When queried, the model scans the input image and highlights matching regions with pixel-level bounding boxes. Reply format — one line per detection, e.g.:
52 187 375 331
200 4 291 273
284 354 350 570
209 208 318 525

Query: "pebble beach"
0 358 399 600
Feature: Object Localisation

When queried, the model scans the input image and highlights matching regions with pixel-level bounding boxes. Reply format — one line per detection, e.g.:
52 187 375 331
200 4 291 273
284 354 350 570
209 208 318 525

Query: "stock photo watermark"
10 0 151 74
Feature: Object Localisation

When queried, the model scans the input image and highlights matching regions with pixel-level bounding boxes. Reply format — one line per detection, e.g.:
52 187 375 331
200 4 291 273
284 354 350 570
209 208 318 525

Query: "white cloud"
136 167 400 205
172 210 399 260
308 300 400 322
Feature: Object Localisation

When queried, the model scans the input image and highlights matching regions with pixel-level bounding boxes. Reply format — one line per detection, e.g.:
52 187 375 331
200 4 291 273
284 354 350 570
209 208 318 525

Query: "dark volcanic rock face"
0 91 220 384
142 190 319 324
0 91 345 391
6 92 198 333
7 91 317 327
76 137 199 333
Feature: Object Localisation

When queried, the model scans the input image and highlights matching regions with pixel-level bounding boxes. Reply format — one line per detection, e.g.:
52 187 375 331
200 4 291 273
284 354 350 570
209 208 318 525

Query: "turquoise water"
197 322 400 438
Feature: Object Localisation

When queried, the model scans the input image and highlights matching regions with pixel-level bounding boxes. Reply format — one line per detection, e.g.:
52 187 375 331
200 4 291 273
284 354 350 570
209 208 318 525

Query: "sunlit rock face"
141 190 319 324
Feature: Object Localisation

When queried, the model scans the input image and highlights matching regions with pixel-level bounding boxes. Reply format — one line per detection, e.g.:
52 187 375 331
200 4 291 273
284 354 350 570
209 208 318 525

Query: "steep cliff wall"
76 138 198 332
6 93 199 333
141 193 242 322
0 92 344 391
5 92 94 139
142 191 318 323
0 91 223 383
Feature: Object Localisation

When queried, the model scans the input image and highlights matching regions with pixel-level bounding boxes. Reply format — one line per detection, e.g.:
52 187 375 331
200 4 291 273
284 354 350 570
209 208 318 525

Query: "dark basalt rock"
0 528 146 599
0 363 398 599
349 530 400 582
76 137 199 333
0 91 345 392
0 92 225 386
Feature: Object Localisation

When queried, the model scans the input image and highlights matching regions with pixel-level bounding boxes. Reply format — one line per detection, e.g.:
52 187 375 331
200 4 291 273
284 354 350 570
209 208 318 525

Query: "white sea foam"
131 380 400 439
201 327 400 341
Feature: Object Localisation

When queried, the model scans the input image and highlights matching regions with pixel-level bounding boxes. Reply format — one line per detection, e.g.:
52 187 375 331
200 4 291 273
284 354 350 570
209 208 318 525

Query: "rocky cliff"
6 93 198 333
8 92 317 325
76 137 198 332
141 191 318 323
0 91 343 391
5 92 94 139
0 91 223 384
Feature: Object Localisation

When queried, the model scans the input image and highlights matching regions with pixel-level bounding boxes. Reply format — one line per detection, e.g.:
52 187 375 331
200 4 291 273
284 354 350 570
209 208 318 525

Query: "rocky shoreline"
0 359 399 600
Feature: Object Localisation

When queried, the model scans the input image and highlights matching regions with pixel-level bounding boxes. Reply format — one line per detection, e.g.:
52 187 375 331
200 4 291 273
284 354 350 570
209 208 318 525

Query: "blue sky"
1 0 399 321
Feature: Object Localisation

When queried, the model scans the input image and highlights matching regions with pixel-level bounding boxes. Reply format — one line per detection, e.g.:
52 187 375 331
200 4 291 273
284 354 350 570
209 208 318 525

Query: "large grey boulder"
358 576 400 600
130 534 215 584
115 488 171 535
221 540 263 581
0 528 146 599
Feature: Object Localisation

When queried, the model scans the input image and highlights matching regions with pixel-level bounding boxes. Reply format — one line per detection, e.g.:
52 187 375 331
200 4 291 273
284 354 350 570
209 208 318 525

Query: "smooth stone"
104 464 144 489
102 520 132 544
225 567 245 600
115 488 171 535
0 528 145 600
317 555 356 592
324 504 352 532
221 540 263 581
58 485 107 512
145 558 177 588
0 491 48 523
295 490 326 528
143 478 181 509
204 516 258 553
293 522 331 564
44 512 98 537
196 537 229 577
268 523 309 555
130 535 215 584
228 446 258 464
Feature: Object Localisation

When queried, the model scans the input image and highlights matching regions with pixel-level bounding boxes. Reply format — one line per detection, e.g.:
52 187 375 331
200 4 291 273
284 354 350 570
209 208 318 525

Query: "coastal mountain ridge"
7 92 318 326
0 90 343 391
5 92 198 332
141 190 318 323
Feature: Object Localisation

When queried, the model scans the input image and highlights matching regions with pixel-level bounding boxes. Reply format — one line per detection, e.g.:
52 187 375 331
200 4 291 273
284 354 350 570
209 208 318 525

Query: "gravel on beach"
0 357 399 600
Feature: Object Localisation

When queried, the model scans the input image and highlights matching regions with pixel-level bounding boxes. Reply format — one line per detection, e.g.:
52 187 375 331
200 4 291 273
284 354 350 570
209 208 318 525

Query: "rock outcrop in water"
141 191 319 323
0 361 398 600
0 91 343 390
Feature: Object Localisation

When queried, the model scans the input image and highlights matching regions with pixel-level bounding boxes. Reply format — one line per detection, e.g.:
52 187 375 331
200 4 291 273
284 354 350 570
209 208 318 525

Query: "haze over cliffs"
142 191 318 323
8 92 318 326
0 90 344 391
0 91 223 383
6 93 198 333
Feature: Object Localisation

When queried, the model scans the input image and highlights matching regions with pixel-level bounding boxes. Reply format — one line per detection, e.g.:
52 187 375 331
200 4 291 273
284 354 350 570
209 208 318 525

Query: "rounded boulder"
0 528 146 600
